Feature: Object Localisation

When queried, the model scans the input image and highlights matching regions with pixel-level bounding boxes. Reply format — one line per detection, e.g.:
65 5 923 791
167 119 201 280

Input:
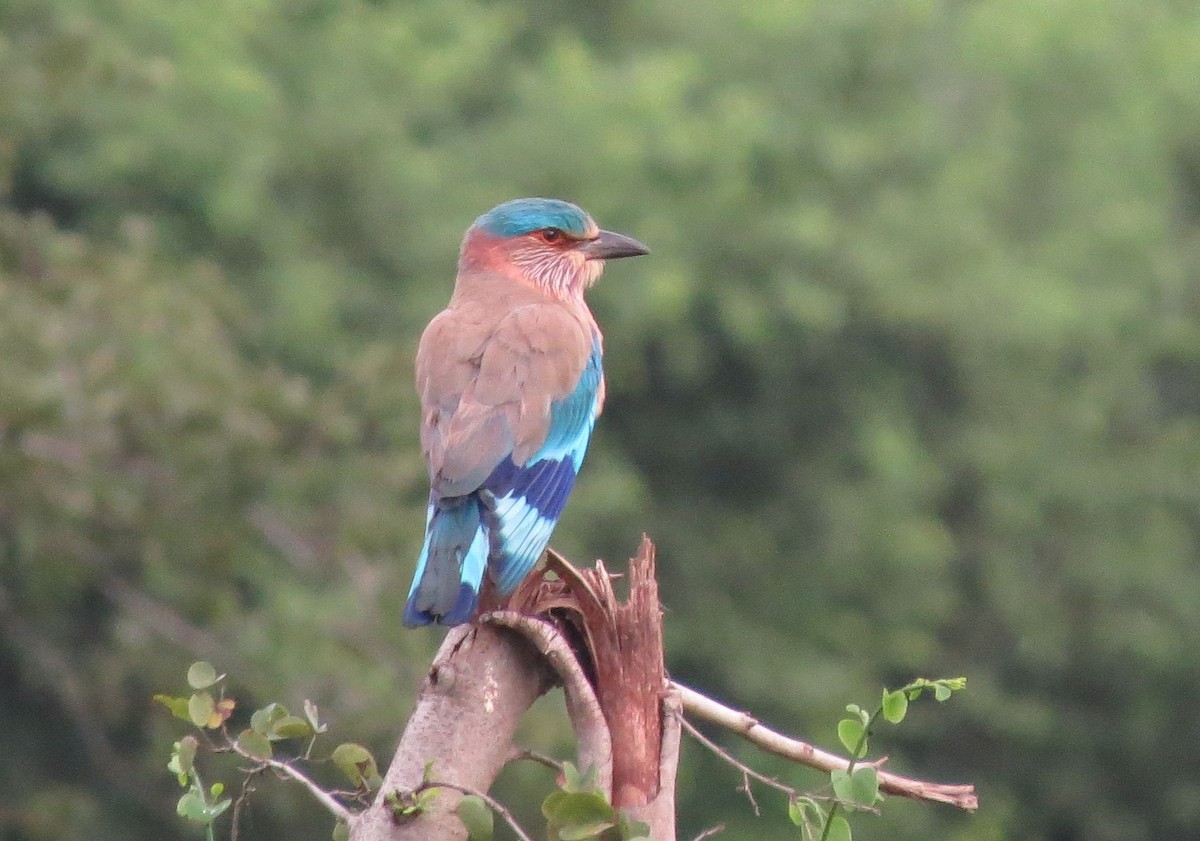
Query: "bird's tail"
403 496 489 627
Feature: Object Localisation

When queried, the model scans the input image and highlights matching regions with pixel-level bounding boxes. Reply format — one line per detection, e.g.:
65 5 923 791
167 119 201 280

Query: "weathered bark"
349 540 677 841
547 538 668 811
350 623 554 841
624 688 681 837
484 610 613 794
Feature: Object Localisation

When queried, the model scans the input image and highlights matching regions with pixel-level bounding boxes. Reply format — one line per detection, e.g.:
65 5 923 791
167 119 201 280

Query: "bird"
403 198 649 627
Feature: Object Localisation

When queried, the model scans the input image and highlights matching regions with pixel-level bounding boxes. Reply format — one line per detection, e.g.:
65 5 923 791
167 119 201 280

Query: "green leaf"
901 676 966 702
167 736 198 786
788 798 804 826
844 703 870 725
881 689 908 724
618 815 652 839
560 820 618 840
187 661 221 690
210 797 232 820
836 718 867 757
332 821 350 841
271 715 313 740
561 761 583 793
332 742 380 789
177 791 208 822
788 796 822 829
831 769 851 802
385 788 422 819
154 694 193 722
237 728 273 760
188 692 215 729
250 702 287 736
826 815 852 841
832 767 879 810
176 790 231 824
456 794 493 841
542 790 615 838
210 782 224 798
385 786 439 819
304 699 328 734
848 766 879 808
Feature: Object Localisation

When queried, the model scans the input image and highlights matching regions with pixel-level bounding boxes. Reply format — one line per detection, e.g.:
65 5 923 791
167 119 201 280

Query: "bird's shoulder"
421 272 597 391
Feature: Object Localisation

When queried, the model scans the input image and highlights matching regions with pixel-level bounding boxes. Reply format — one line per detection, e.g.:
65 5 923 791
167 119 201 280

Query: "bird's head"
460 198 649 298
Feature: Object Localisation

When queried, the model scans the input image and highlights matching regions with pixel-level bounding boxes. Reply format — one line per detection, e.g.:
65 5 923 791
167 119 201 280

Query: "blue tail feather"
403 497 489 626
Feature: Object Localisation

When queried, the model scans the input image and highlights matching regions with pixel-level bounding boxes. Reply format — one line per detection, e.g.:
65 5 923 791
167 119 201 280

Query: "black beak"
579 229 650 261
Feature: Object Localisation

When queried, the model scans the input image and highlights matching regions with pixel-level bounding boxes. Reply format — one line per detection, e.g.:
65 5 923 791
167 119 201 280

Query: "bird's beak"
578 229 650 261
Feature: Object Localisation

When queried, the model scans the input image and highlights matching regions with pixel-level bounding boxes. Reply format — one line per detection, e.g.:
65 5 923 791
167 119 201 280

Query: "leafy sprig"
786 676 967 841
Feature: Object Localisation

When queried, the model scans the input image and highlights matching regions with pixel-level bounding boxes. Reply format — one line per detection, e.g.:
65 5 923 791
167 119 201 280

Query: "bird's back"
416 267 599 495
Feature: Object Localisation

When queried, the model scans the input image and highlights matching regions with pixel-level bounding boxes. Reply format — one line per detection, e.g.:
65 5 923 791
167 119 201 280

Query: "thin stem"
678 714 798 801
505 746 564 774
740 769 761 816
227 739 352 823
424 780 536 841
818 706 883 841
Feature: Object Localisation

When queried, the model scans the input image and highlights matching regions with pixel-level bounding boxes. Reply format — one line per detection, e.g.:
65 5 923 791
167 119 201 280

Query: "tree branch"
673 682 978 811
481 610 612 793
677 713 800 801
623 687 681 836
349 623 556 841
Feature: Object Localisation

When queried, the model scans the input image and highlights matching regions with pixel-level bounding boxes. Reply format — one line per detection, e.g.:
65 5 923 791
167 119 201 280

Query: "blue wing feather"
404 340 602 625
483 342 602 593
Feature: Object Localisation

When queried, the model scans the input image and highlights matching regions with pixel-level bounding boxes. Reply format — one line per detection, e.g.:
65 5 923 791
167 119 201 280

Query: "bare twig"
673 682 978 811
690 824 727 841
740 769 761 816
227 739 352 823
678 712 798 798
230 774 256 841
506 747 564 774
423 780 536 841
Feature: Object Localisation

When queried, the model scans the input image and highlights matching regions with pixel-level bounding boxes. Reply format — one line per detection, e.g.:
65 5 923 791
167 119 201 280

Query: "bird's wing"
482 337 603 593
417 299 595 499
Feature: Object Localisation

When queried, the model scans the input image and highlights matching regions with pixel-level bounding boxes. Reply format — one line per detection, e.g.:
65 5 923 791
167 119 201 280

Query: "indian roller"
403 198 649 627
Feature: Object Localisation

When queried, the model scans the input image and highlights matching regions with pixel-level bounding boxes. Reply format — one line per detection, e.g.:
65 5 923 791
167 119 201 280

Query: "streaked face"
464 198 648 297
469 198 601 296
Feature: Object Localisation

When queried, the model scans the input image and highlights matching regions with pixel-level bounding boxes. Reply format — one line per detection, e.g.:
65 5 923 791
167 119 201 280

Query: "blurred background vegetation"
2 0 1199 839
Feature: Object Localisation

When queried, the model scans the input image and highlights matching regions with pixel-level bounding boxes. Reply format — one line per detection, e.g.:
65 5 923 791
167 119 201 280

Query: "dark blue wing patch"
482 342 602 594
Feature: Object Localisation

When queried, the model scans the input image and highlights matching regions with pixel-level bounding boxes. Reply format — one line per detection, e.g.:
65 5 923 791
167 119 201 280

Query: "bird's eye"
537 228 563 244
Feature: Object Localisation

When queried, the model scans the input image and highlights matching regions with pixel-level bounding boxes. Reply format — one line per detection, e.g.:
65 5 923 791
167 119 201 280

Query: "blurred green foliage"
2 0 1200 839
